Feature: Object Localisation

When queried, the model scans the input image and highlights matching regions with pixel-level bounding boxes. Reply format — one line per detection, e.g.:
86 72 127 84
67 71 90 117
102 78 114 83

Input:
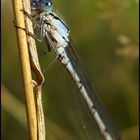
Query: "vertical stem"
22 0 46 139
12 0 37 140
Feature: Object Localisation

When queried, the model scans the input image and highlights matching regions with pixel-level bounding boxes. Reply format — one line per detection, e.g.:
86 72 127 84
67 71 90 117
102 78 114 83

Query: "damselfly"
28 0 121 140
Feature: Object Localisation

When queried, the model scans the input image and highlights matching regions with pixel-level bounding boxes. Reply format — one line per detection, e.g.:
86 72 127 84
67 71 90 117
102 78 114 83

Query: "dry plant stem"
22 0 45 140
12 0 37 140
22 0 45 87
35 88 46 140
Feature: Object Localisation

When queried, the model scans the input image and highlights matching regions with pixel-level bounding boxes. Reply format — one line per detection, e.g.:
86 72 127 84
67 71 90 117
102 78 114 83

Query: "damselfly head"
31 0 53 13
40 0 53 13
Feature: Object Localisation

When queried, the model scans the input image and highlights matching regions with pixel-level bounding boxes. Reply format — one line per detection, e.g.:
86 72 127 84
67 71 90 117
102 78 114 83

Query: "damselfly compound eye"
40 0 53 13
46 1 52 6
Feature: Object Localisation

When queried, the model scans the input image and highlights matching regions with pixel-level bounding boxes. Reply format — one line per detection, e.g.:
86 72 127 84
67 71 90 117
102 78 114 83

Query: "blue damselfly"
27 0 121 140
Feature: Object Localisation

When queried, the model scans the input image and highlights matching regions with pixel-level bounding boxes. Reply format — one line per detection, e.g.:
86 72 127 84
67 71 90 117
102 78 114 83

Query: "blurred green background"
1 0 139 140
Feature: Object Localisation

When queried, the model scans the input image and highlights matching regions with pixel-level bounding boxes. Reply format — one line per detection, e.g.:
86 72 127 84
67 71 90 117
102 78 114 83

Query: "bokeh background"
1 0 139 140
